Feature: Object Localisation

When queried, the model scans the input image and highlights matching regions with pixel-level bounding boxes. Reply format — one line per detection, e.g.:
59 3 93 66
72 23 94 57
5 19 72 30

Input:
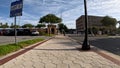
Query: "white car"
31 31 39 35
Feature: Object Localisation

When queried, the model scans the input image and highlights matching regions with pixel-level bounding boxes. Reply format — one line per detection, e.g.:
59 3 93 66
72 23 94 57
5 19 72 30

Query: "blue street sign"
10 0 23 17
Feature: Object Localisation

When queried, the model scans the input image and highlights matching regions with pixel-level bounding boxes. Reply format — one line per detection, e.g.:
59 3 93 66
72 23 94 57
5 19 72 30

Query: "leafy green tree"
58 23 68 33
116 27 120 34
10 25 20 28
101 16 117 27
35 24 46 28
101 16 117 34
0 23 9 28
92 27 99 34
39 14 62 35
0 25 9 28
39 14 62 24
22 24 34 28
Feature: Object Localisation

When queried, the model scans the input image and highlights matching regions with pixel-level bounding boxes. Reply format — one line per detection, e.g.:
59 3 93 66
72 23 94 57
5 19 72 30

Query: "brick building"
76 15 103 33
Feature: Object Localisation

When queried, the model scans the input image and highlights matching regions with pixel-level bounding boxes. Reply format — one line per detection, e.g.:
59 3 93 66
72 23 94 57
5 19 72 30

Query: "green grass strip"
0 38 44 56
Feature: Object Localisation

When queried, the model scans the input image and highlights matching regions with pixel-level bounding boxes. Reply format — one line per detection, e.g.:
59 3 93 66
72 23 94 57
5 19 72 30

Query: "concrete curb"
92 46 120 65
67 36 120 66
0 37 53 65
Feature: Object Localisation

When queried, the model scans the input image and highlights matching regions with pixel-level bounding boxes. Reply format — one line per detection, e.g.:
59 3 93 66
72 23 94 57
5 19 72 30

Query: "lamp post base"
82 39 90 50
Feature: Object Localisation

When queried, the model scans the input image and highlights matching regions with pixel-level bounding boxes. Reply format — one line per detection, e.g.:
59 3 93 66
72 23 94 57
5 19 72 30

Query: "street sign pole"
15 16 17 44
82 0 90 50
10 0 23 44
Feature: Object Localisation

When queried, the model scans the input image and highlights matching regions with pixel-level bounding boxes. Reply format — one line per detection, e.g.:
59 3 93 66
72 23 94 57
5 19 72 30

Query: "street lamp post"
82 0 90 50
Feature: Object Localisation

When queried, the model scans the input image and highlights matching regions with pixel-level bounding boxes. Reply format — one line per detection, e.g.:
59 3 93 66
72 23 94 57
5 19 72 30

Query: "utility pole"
82 0 90 50
15 16 17 44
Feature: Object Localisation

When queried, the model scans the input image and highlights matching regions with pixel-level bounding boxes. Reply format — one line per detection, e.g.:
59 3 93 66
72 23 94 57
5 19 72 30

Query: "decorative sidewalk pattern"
0 35 120 68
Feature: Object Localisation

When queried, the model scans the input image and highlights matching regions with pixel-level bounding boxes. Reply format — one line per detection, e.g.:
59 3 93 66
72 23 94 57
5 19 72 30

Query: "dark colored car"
3 29 31 36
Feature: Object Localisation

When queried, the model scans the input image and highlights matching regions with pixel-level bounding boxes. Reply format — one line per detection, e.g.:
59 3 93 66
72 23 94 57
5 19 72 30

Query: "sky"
0 0 120 29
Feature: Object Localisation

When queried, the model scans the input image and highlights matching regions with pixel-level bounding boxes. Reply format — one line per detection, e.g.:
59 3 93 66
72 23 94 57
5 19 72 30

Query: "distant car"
4 29 15 36
22 29 31 36
0 30 3 36
31 30 39 36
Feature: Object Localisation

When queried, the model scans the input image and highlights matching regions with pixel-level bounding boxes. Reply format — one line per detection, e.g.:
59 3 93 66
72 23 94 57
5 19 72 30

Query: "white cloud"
0 16 13 25
22 0 84 29
64 21 76 29
61 0 120 28
20 12 40 25
0 12 40 26
22 12 39 20
2 0 120 29
22 0 120 28
22 20 38 25
87 0 120 18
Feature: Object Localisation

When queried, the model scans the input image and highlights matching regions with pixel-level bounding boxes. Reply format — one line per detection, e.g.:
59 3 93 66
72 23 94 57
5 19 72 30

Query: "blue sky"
0 0 120 29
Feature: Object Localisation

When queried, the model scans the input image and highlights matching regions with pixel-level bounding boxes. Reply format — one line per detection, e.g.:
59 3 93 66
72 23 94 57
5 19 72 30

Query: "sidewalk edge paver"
0 37 53 65
92 47 120 65
67 36 120 66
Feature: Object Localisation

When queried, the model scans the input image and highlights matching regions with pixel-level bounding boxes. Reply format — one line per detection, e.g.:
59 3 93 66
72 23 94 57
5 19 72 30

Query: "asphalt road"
0 36 50 45
68 34 120 56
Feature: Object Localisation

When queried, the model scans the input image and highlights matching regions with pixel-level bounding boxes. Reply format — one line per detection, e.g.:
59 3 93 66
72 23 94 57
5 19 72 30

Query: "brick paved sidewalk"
0 35 120 68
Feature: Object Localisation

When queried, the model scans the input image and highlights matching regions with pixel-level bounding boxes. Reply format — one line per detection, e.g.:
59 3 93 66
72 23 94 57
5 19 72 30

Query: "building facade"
76 15 103 33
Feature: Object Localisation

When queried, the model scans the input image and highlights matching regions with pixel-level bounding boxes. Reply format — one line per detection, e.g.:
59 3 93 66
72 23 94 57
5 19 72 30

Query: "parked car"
22 29 31 36
3 29 31 36
0 29 3 36
31 30 39 36
3 29 15 36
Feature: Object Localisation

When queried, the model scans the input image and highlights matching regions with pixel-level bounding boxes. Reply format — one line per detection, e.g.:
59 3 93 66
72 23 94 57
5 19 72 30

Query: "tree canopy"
58 23 68 33
10 25 20 28
101 16 117 27
22 24 34 28
0 23 9 28
39 14 62 24
35 24 46 28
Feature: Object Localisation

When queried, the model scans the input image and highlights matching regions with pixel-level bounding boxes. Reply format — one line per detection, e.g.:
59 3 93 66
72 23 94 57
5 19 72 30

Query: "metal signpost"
10 0 23 44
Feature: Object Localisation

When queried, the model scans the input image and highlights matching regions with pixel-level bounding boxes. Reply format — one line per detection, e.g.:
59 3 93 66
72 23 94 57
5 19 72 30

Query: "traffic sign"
10 0 23 17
